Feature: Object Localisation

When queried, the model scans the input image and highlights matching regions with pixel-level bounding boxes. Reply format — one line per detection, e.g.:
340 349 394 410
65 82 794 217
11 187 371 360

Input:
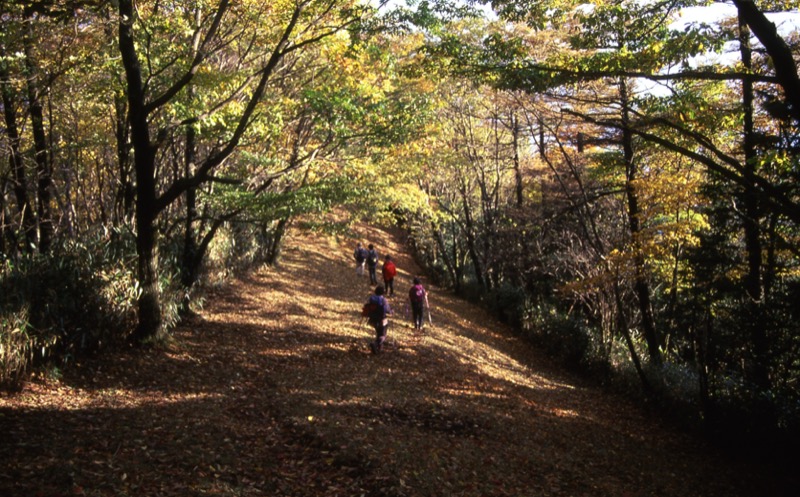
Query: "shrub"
0 311 35 390
524 301 592 366
486 283 527 328
0 234 138 387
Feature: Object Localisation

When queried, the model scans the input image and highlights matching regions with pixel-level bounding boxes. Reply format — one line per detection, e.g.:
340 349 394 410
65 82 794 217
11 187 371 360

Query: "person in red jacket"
381 255 397 297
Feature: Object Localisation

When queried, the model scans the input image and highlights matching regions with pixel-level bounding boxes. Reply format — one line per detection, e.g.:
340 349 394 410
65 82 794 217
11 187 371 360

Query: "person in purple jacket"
362 285 392 353
408 277 429 333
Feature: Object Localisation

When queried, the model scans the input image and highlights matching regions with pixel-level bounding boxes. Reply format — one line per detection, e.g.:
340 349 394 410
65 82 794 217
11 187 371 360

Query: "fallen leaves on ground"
0 224 796 496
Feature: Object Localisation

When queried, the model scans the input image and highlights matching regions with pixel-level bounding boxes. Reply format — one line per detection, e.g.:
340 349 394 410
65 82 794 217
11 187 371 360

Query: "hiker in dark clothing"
366 244 379 285
354 242 367 276
408 277 429 333
363 285 392 353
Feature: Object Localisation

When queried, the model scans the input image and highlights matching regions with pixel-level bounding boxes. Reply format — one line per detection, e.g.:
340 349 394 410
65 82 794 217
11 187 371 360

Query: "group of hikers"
354 242 430 354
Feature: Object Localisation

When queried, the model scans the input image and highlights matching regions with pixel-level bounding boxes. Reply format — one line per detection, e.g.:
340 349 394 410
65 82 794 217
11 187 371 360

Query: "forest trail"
0 223 795 497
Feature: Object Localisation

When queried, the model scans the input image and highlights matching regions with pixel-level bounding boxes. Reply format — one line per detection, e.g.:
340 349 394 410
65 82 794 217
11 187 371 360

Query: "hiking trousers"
372 319 387 346
384 278 394 296
411 301 424 330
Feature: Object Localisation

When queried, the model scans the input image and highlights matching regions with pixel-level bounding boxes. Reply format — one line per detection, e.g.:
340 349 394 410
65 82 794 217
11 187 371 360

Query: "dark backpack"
355 248 366 263
361 296 385 323
367 250 378 266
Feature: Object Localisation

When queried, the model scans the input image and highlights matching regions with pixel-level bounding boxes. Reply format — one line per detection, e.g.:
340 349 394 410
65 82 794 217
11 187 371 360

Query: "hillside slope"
0 223 795 497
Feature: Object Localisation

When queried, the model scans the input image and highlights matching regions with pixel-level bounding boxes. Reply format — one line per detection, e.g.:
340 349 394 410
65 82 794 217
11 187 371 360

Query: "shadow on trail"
0 316 380 497
250 321 769 497
258 229 797 497
2 225 797 497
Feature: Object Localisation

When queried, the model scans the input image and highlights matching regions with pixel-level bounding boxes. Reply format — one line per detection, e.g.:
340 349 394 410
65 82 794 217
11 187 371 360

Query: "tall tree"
116 0 370 342
732 0 800 122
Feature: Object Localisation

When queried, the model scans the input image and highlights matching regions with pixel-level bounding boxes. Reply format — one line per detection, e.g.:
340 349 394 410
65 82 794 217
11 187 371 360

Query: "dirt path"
0 224 795 496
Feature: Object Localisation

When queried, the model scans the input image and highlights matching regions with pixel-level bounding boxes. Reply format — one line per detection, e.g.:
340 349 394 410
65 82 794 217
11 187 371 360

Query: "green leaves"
488 0 577 28
209 176 360 221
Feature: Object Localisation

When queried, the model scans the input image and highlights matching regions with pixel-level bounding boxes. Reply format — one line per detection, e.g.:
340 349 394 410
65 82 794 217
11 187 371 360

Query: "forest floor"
0 223 796 497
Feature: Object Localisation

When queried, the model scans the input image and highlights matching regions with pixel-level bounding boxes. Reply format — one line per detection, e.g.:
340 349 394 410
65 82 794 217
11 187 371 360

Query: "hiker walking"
354 242 367 276
408 277 429 333
363 285 392 353
366 244 379 285
382 255 397 297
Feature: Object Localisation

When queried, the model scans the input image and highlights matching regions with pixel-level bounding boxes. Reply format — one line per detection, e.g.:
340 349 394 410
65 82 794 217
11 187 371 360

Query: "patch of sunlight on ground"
475 361 566 390
319 397 381 408
9 387 225 411
441 387 508 400
260 348 298 358
431 333 575 392
551 408 580 418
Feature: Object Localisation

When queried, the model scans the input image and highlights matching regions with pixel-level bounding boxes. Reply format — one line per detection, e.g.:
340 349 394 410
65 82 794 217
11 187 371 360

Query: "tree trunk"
733 0 800 122
23 23 53 254
103 8 135 226
511 111 524 207
113 92 135 224
0 193 9 255
119 0 163 343
181 124 199 292
739 13 771 394
459 185 487 291
614 279 652 394
451 221 465 291
0 59 36 254
135 201 162 342
267 218 290 266
763 212 778 296
696 309 713 431
433 225 458 290
620 78 662 366
181 6 203 296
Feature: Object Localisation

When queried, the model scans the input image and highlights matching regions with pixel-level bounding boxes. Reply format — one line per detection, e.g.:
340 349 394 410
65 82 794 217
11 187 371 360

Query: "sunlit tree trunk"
113 92 134 224
267 218 289 265
181 124 199 291
181 7 203 299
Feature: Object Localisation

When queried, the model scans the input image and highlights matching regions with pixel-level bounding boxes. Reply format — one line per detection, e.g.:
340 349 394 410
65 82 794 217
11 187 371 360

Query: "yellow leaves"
562 158 709 298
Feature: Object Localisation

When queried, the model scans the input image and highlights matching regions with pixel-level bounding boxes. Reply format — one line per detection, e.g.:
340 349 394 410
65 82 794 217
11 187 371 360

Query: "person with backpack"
366 244 379 285
362 285 392 353
354 242 367 276
408 277 429 333
381 255 397 297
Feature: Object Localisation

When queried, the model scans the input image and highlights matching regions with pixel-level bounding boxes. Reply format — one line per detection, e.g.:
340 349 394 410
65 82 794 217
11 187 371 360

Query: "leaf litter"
0 224 796 496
